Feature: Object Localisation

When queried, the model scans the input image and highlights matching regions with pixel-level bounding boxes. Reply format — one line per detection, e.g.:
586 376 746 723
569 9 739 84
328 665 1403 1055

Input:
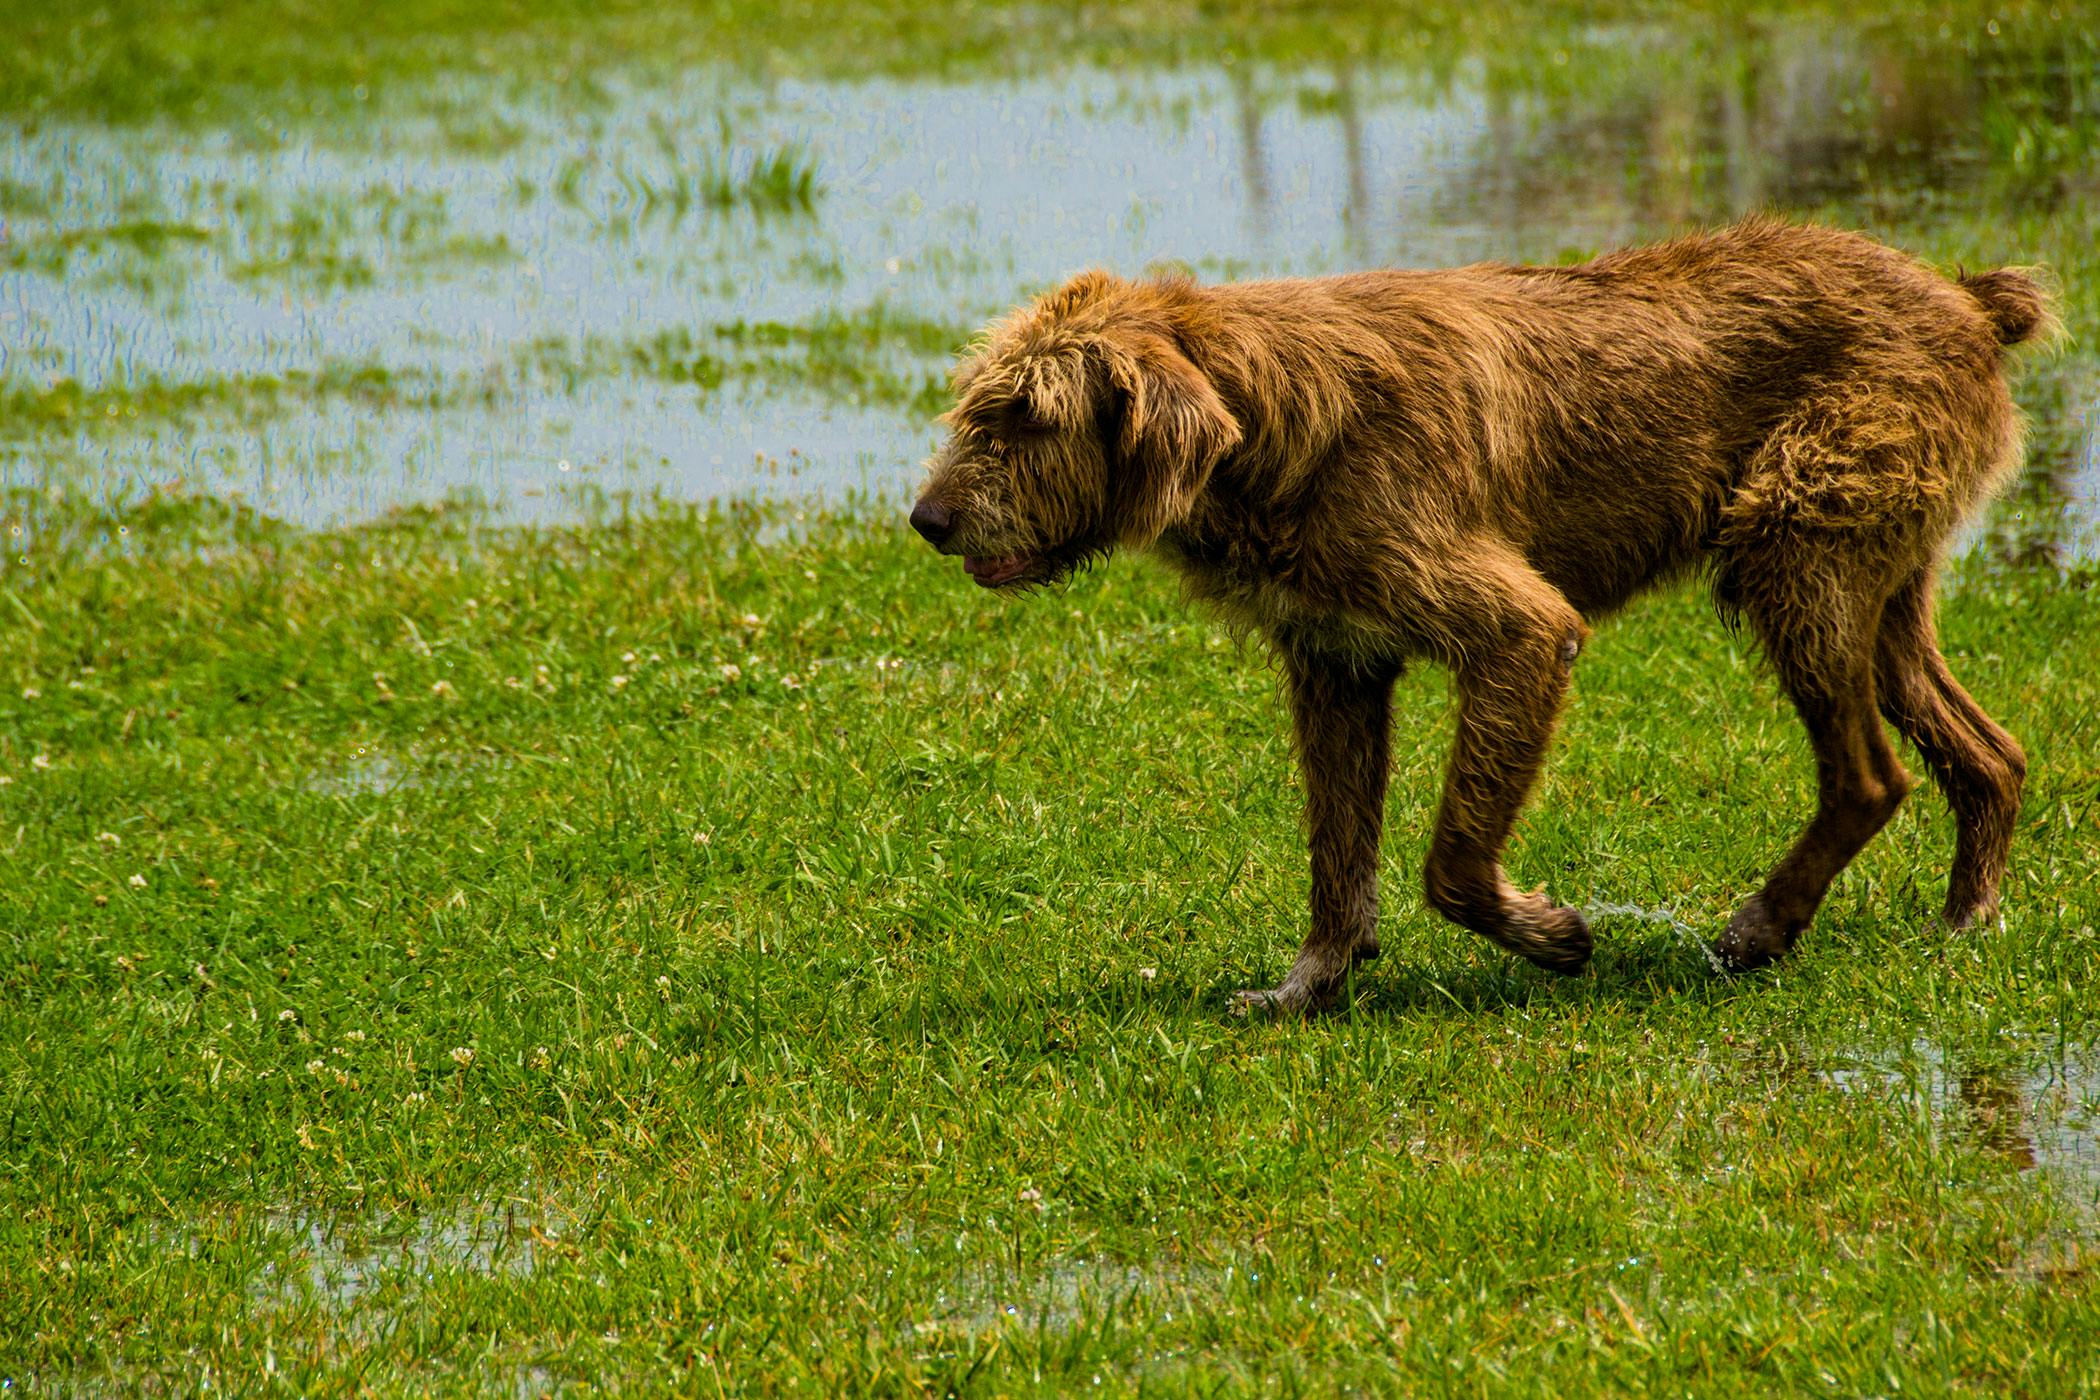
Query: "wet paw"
1230 980 1340 1019
1496 898 1593 976
1940 893 2002 932
1712 895 1795 972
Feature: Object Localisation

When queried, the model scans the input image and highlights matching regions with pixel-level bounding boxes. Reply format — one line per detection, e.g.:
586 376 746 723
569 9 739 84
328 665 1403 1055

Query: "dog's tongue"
963 554 1028 587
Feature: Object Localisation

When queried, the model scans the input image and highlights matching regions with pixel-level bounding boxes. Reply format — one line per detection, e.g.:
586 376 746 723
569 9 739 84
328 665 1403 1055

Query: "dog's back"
1181 219 2050 615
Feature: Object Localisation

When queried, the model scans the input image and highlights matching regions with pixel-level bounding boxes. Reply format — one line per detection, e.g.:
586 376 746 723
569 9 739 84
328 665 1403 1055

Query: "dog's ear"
1100 332 1241 545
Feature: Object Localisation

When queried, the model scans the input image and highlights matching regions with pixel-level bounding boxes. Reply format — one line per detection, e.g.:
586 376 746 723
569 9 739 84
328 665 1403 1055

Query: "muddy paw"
1712 895 1794 972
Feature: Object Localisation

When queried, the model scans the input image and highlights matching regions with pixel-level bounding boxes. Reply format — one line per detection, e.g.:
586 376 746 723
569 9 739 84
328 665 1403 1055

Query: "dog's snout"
910 498 954 546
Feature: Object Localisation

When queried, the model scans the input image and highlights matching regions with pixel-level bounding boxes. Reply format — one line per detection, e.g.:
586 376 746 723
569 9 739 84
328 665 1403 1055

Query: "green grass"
0 301 977 438
0 0 2083 130
517 305 973 418
5 0 2099 1389
1 490 2095 1393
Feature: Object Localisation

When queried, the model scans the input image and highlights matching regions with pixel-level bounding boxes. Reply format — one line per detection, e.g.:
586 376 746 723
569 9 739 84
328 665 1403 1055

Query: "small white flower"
403 1092 427 1106
279 1009 297 1023
449 1046 474 1067
531 1045 552 1070
306 1058 326 1075
609 674 629 690
503 676 523 689
1137 967 1158 981
621 651 637 664
31 753 51 770
429 679 458 699
718 663 742 683
739 613 762 628
21 687 39 700
344 1030 366 1043
692 830 711 846
780 674 802 691
96 832 120 846
128 872 147 888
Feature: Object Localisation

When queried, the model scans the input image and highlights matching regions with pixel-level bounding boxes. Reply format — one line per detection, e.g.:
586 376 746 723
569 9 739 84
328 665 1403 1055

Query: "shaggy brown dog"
911 218 2052 1014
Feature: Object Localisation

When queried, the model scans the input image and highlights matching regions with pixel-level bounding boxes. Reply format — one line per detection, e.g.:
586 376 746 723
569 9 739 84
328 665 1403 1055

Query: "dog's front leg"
1421 596 1594 976
1234 648 1397 1016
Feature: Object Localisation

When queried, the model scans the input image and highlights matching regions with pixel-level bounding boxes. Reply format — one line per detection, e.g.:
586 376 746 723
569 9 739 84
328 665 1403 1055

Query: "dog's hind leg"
1234 649 1398 1016
1713 541 1914 971
1415 548 1595 975
1873 566 2025 928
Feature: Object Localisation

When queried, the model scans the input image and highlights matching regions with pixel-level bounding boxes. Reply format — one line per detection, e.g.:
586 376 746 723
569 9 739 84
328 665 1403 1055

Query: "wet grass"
5 0 2099 1389
0 300 975 439
1 0 2081 130
0 490 2096 1393
1 219 213 274
0 364 450 436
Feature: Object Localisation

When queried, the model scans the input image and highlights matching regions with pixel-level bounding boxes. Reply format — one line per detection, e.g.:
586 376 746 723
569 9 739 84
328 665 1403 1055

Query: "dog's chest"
1155 528 1394 659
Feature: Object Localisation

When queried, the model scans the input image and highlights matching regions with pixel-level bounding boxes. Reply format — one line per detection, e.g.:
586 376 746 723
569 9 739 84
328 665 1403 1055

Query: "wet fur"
914 218 2053 1013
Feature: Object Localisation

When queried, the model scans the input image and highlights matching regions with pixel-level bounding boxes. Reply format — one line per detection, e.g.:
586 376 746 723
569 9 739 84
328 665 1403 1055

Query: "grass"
5 0 2099 1389
1 489 2095 1393
517 304 973 418
0 301 976 439
0 364 449 435
0 0 2084 130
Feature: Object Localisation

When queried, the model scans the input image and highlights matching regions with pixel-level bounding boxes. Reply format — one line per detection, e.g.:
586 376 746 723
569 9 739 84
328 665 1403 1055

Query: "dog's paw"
1495 898 1593 976
1712 895 1794 972
1939 894 2003 932
1230 981 1339 1019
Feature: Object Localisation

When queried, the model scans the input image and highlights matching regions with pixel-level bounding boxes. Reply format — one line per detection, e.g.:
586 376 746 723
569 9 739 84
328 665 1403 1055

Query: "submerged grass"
0 490 2095 1392
0 301 973 438
5 0 2100 1390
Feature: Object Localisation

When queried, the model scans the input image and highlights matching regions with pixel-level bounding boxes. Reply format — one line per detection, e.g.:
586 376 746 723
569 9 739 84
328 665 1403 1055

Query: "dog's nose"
910 499 954 546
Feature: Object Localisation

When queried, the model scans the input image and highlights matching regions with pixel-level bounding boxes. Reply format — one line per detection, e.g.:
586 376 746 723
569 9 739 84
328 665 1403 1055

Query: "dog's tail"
1958 267 2060 348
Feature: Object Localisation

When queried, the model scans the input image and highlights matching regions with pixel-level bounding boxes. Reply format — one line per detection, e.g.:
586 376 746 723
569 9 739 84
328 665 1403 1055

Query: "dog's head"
911 271 1241 589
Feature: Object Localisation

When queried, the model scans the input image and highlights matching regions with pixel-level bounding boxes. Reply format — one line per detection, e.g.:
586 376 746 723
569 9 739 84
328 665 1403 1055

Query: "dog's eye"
1013 406 1054 435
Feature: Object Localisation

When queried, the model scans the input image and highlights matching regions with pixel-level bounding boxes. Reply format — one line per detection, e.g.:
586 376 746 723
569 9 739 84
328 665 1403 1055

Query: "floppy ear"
1102 333 1241 545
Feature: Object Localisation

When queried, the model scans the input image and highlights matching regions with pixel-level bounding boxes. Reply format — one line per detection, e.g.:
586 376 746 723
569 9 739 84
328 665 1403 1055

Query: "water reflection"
1821 1040 2100 1212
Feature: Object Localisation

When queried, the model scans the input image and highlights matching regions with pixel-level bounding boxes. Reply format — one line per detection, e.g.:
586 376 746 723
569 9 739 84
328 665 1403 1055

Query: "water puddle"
1820 1039 2100 1216
254 1196 548 1311
4 21 2092 549
304 745 509 798
920 1253 1234 1340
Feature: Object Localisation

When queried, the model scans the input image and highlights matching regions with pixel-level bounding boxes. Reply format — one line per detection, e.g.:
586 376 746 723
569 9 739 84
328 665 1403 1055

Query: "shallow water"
1 16 2095 553
257 1196 547 1311
1822 1039 2100 1217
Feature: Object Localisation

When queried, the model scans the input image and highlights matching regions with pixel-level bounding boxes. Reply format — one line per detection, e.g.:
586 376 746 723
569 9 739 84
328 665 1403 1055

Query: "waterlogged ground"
3 2 2100 1394
3 6 2097 541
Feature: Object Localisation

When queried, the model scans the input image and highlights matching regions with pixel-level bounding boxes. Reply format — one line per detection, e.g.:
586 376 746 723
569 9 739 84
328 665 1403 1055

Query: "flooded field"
4 8 2095 547
4 5 2098 1393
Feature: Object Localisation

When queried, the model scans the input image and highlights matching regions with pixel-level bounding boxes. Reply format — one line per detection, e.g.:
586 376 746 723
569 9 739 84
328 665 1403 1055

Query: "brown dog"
911 218 2052 1013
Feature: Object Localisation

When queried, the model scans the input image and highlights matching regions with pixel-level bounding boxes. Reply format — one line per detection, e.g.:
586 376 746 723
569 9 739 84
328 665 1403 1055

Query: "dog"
911 218 2052 1014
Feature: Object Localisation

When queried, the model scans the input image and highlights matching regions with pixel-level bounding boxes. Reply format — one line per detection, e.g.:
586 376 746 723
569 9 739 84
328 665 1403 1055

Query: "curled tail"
1959 267 2059 347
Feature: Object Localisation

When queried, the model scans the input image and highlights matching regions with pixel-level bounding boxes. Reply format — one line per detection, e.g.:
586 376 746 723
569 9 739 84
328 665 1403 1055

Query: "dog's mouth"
962 553 1038 588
